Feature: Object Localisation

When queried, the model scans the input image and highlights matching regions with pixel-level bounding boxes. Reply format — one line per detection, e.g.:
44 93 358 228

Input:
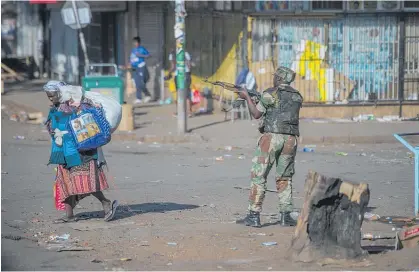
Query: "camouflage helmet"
274 66 296 85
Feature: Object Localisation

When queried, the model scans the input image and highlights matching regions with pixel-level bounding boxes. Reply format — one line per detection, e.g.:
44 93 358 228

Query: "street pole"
71 0 89 68
175 0 187 134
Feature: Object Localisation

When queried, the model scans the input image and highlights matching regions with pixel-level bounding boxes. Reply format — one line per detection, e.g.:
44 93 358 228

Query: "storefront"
249 1 418 103
47 1 127 84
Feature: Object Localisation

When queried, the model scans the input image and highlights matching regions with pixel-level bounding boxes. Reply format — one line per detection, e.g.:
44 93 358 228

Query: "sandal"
104 200 119 222
53 216 78 224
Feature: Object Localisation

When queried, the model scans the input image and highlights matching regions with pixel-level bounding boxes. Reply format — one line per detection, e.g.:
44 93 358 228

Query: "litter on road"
262 242 277 247
57 246 93 252
362 233 395 240
364 212 380 221
49 234 70 241
234 186 277 193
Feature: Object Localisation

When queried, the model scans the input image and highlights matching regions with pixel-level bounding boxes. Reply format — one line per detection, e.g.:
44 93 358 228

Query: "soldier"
236 66 303 228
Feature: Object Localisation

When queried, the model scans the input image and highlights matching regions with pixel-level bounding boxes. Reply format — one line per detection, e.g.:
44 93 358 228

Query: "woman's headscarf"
43 80 84 105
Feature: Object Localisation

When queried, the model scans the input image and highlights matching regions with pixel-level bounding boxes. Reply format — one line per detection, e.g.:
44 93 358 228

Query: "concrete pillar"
117 104 134 131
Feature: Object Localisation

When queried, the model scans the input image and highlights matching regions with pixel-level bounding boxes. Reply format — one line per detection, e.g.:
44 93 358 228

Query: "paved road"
2 118 419 270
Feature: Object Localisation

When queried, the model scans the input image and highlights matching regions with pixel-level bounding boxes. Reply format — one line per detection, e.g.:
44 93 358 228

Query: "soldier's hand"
237 88 249 99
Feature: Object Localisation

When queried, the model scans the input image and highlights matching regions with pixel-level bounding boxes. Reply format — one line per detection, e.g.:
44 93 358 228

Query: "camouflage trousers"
248 133 298 213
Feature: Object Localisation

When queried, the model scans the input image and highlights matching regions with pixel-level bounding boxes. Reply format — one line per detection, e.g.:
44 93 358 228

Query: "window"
255 1 310 12
233 1 242 11
404 1 419 8
214 0 232 11
242 1 255 10
364 1 378 10
377 1 400 10
312 0 343 10
347 1 363 10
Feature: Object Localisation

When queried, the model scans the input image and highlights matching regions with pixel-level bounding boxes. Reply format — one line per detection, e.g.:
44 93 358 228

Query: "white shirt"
169 52 191 75
244 71 256 91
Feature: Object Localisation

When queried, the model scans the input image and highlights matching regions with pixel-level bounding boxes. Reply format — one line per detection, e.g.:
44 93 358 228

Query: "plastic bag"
191 89 201 105
68 104 111 151
85 92 122 132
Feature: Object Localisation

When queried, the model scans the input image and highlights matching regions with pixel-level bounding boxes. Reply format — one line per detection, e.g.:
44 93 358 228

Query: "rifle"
203 78 261 112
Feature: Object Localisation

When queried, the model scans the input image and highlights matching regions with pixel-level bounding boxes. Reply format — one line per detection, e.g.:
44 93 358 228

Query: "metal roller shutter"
137 2 164 100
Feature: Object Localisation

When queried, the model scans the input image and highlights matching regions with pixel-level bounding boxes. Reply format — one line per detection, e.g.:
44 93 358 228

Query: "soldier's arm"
240 88 275 119
244 95 263 119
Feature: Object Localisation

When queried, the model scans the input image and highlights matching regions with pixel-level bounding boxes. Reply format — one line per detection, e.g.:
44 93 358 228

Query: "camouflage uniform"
248 91 298 213
236 66 302 228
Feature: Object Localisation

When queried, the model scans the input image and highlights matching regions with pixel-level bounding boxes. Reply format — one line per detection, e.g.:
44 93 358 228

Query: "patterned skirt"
55 160 109 204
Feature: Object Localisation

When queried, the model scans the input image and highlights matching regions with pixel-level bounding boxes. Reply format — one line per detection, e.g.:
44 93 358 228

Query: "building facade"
172 0 419 107
248 0 419 104
3 0 418 113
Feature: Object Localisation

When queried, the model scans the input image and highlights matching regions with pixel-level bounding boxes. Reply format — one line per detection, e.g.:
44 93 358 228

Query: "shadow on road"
75 202 200 221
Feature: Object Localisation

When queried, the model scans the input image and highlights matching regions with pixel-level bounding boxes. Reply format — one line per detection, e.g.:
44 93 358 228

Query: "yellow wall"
165 34 241 101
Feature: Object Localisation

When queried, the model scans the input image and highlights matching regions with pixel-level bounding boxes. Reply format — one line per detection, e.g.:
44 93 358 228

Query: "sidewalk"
116 104 419 146
2 83 418 146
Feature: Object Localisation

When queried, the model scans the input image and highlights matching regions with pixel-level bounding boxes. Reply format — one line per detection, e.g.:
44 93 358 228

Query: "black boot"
278 212 297 226
236 211 261 228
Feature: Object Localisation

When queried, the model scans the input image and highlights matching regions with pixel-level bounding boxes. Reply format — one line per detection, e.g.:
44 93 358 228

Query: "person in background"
44 81 118 223
235 66 257 93
167 48 193 117
130 36 152 104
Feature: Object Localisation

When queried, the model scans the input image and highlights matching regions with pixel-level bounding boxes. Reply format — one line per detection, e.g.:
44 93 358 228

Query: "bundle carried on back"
56 85 122 132
44 82 122 153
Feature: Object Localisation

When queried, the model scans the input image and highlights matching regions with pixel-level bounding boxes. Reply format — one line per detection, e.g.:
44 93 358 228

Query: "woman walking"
44 81 118 223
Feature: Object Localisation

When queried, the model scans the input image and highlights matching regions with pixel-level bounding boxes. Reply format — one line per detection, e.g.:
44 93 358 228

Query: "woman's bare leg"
65 204 74 218
92 191 111 214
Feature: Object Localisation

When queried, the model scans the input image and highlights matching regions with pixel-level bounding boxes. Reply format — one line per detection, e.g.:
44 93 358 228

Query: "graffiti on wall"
277 20 330 101
329 17 398 100
295 40 328 101
275 16 399 102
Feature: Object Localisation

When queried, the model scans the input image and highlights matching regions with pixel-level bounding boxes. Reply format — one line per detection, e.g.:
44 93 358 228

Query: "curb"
298 135 398 145
112 132 207 144
30 132 399 145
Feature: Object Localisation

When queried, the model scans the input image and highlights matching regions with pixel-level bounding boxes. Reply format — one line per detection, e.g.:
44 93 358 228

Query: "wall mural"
329 17 398 100
275 16 399 102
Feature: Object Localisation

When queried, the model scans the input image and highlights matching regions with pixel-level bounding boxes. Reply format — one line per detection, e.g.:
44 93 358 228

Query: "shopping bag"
68 104 111 151
191 89 201 105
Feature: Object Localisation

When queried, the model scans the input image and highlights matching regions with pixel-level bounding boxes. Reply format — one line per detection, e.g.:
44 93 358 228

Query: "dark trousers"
132 66 150 99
